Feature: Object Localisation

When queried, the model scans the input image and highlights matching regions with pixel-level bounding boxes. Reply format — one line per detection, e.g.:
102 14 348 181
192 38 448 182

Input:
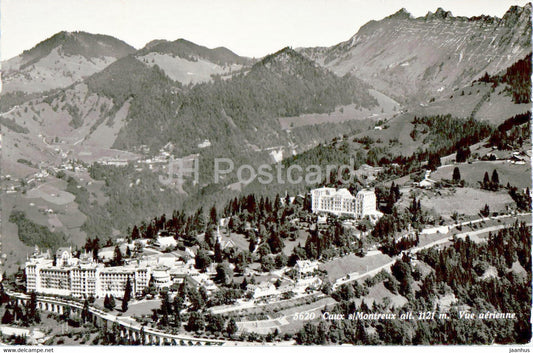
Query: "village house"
247 281 277 300
295 260 319 278
417 170 436 189
154 236 178 250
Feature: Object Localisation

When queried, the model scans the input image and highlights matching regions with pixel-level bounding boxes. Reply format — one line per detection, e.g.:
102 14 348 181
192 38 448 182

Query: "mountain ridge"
136 38 251 66
1 31 136 94
133 38 252 85
16 31 136 68
298 3 532 102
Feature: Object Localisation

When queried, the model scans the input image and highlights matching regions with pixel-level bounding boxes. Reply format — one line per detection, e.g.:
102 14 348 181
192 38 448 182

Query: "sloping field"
137 52 242 85
431 161 531 189
238 297 337 335
282 229 311 257
412 83 530 125
354 281 408 308
26 183 75 205
1 176 90 274
278 90 400 129
418 187 514 217
82 100 130 149
320 253 393 281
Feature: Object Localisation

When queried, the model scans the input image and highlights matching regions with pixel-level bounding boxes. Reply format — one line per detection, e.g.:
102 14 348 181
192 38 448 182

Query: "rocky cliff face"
299 3 532 102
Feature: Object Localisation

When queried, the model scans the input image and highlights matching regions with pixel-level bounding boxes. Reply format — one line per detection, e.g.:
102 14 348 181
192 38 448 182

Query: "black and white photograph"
0 0 531 350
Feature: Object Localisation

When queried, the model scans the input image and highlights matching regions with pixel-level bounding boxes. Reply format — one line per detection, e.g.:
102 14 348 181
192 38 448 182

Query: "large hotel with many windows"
26 247 156 298
311 187 383 220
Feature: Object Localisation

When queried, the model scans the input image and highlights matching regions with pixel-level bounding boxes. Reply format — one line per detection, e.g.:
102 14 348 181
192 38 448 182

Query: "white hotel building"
25 247 162 299
311 187 383 220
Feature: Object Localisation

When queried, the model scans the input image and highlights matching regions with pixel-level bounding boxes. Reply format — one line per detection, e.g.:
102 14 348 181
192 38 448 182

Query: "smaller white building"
155 236 178 250
198 139 211 149
295 260 319 276
247 282 277 299
417 170 436 189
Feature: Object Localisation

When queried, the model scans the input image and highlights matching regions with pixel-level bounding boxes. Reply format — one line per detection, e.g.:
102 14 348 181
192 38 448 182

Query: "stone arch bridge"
8 291 228 346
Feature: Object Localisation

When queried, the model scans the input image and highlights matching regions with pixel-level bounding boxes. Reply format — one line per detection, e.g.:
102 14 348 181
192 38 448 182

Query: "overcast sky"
1 0 530 60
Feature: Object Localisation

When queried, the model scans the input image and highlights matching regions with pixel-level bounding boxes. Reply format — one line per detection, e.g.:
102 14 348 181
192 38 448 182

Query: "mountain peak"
137 38 249 66
142 39 169 50
254 46 320 76
259 47 302 65
298 2 531 102
425 7 453 20
435 7 452 18
387 8 412 20
502 2 532 26
2 31 136 94
17 31 135 66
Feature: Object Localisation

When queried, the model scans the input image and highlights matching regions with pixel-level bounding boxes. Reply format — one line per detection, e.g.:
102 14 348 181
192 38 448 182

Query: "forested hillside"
295 222 531 345
478 54 532 103
85 47 377 154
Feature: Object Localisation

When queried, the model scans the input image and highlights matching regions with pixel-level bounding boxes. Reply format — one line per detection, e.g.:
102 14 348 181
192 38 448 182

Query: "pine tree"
491 169 500 188
131 225 140 240
108 295 116 310
452 167 461 183
428 153 441 171
214 241 223 263
122 278 132 312
113 245 123 266
456 146 471 163
139 326 146 345
267 232 284 254
159 292 171 327
285 193 292 206
226 317 238 337
482 171 490 189
1 309 13 324
82 299 90 323
240 277 248 290
27 292 38 323
186 311 205 332
209 205 218 226
273 194 281 210
172 295 183 326
480 204 490 217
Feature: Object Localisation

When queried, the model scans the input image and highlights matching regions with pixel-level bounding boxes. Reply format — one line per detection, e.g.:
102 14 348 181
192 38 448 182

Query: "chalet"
198 139 212 149
317 215 328 224
418 178 436 188
218 217 230 228
417 170 436 189
295 260 319 277
155 236 178 250
247 282 277 299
